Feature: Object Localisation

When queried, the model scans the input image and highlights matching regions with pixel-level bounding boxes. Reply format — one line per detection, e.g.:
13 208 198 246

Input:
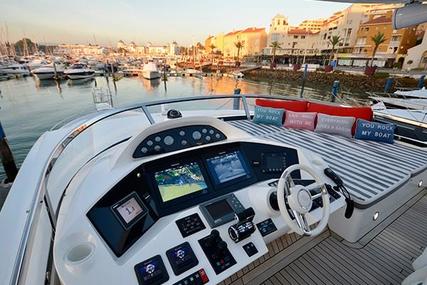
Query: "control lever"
324 168 354 219
235 207 255 222
324 168 343 187
228 207 256 243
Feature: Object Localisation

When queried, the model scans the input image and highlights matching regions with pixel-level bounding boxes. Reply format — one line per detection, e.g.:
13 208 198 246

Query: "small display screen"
155 162 207 202
111 192 147 229
265 153 285 169
206 150 250 185
116 197 144 224
205 200 234 221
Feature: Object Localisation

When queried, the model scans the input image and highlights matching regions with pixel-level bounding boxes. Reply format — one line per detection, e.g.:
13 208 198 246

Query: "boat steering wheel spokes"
277 164 330 237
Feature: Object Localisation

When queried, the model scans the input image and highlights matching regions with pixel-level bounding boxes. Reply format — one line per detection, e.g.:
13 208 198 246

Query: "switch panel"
166 242 199 276
198 230 236 275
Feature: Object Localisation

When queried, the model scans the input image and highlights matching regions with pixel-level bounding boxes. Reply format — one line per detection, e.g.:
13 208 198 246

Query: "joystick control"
198 230 236 275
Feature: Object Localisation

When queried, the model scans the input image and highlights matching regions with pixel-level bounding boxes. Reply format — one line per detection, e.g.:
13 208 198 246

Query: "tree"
209 44 216 63
234 41 244 62
14 38 36 56
370 32 387 67
328 35 342 64
270 41 282 69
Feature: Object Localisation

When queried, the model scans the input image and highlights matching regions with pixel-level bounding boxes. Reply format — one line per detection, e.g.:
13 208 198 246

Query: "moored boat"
142 61 161 80
64 63 96 80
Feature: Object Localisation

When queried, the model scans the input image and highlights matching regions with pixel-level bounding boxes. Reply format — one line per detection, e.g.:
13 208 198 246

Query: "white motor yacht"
32 64 65 80
0 95 426 285
1 63 30 77
142 62 161 80
64 63 96 80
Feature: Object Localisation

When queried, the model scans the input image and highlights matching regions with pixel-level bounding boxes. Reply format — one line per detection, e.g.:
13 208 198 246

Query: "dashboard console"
54 117 345 285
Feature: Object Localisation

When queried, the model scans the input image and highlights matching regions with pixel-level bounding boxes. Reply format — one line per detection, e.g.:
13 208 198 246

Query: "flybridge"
0 94 425 285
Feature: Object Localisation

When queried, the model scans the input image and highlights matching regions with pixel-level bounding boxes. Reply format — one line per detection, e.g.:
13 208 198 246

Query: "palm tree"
270 41 282 69
370 32 387 67
328 35 342 64
209 44 216 64
234 41 244 63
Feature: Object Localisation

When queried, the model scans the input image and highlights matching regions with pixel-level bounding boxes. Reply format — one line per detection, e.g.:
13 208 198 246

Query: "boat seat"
414 248 427 271
230 120 427 207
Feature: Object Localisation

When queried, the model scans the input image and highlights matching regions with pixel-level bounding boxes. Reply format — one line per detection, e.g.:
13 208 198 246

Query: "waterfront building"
147 43 168 56
204 33 224 54
264 14 319 59
298 19 325 33
55 44 107 56
348 12 417 67
315 4 370 55
222 27 267 58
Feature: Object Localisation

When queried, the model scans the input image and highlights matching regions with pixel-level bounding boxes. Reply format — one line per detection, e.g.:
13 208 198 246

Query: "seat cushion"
315 114 355 138
354 119 395 144
252 106 284 126
284 111 317 131
256 99 308 112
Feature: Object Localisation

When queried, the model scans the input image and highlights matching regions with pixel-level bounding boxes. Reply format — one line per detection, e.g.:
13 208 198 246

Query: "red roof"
288 28 318 35
225 27 264 36
241 27 265 33
362 16 392 25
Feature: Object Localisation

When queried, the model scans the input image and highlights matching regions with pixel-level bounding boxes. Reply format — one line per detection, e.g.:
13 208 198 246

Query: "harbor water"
0 76 368 179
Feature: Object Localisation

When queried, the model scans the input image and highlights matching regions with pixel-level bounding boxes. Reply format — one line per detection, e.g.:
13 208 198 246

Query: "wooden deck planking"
261 194 427 285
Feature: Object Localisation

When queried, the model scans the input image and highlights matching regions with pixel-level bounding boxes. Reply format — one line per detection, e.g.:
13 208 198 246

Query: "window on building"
323 34 327 39
391 36 400 42
294 35 298 39
347 28 352 35
301 36 305 39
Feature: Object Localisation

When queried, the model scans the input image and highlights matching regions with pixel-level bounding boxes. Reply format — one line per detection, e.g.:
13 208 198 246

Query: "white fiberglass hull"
142 70 160 80
66 72 95 80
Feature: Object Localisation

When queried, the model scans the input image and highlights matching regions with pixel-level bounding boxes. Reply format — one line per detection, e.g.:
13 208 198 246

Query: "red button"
199 269 209 284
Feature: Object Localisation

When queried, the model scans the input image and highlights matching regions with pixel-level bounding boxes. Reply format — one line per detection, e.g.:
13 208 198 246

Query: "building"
298 19 325 33
55 44 107 56
204 34 224 54
219 27 266 58
264 14 319 58
315 5 371 54
147 44 168 56
349 12 417 67
267 14 290 47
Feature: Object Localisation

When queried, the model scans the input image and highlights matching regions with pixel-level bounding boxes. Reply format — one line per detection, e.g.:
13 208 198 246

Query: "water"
0 75 366 179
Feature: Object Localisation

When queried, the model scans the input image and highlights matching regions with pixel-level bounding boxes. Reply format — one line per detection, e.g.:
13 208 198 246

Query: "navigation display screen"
206 150 250 185
205 200 234 221
155 162 207 202
111 192 147 229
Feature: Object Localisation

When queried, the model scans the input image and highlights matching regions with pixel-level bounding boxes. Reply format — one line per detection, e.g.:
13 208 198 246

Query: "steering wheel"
276 164 330 236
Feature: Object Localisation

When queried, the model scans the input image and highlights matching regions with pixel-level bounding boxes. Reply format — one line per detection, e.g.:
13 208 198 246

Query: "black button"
243 242 258 257
134 255 169 285
166 242 199 276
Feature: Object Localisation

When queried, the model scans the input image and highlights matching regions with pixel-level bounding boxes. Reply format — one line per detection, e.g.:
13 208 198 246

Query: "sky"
0 0 350 46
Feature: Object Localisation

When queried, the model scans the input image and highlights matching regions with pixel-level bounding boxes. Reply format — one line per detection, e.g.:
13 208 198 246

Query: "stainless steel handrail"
8 93 317 285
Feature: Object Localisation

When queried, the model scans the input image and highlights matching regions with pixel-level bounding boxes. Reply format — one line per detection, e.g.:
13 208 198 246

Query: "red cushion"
306 102 373 121
256 99 308 112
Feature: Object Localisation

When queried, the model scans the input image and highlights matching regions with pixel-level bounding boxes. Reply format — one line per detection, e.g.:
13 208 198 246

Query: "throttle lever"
324 168 343 187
